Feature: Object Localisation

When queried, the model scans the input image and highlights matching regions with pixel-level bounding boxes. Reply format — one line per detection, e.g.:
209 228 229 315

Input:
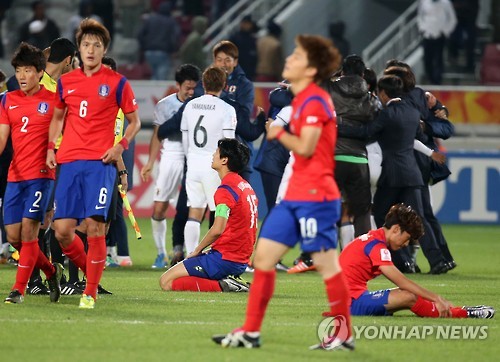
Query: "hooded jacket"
324 75 378 157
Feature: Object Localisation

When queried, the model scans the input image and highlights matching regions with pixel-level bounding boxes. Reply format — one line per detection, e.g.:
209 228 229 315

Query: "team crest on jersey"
37 102 49 114
98 84 110 97
228 85 237 93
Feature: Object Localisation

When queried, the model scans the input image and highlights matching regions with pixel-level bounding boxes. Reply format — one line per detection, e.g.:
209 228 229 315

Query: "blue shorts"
3 179 54 225
54 160 116 221
183 250 247 280
259 199 341 253
350 289 392 316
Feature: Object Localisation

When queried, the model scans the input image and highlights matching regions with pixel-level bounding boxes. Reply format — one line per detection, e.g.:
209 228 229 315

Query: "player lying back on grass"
338 203 495 319
159 138 258 292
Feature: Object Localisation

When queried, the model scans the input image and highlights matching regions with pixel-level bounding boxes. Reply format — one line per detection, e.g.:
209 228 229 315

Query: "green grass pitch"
0 220 498 362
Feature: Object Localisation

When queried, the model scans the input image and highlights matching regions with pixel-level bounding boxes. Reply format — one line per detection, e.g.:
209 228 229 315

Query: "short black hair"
384 203 424 242
47 38 76 63
342 54 365 76
102 56 117 71
217 138 250 174
377 75 403 98
363 67 377 92
175 64 201 84
11 42 46 72
385 59 411 70
384 66 416 92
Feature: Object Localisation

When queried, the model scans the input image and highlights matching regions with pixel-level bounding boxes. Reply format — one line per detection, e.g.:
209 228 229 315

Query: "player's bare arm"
0 124 10 154
267 124 322 158
46 106 66 169
140 125 162 182
380 264 453 317
187 216 228 259
101 110 141 163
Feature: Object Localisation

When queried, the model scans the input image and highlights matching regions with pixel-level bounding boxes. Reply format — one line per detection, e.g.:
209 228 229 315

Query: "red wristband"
118 138 129 150
275 128 286 140
47 141 55 150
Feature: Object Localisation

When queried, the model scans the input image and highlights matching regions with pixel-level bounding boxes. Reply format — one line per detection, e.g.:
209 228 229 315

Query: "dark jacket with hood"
323 75 378 158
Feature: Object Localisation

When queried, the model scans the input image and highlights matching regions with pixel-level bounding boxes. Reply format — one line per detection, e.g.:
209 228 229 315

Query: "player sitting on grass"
159 138 258 292
338 203 495 319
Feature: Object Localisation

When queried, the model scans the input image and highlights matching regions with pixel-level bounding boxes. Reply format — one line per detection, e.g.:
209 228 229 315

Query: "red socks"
61 233 87 274
242 269 276 332
12 240 39 294
84 236 107 299
411 296 440 317
325 272 352 339
171 277 222 292
36 248 55 279
411 296 468 318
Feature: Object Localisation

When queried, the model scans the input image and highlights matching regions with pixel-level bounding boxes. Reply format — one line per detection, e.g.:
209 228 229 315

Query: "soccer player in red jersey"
46 19 141 309
213 35 354 351
339 203 495 319
159 138 257 292
0 42 63 304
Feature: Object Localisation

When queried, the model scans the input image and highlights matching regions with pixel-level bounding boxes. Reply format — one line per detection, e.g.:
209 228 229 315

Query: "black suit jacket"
338 99 424 188
374 100 424 188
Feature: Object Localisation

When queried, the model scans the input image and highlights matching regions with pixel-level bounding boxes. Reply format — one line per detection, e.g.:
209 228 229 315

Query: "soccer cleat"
76 279 113 296
27 277 50 295
105 256 120 268
287 259 316 274
464 305 495 319
218 276 250 292
212 328 261 348
4 290 24 304
79 294 95 309
309 336 355 351
46 263 64 303
275 261 290 272
151 253 167 269
97 284 113 295
60 281 85 295
115 256 133 267
169 250 185 267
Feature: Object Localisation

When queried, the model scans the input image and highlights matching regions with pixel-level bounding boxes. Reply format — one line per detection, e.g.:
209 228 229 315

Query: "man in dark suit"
339 75 448 274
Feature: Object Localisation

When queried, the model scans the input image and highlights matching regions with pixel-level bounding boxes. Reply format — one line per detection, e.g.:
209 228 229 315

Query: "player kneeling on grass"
159 138 258 292
338 203 495 319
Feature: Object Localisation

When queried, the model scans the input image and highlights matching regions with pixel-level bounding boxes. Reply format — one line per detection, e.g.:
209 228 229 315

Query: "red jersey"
284 82 340 201
211 172 258 264
55 66 138 163
339 228 394 299
0 86 56 182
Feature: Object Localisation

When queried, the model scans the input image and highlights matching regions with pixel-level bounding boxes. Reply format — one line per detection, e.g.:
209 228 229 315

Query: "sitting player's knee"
159 275 173 291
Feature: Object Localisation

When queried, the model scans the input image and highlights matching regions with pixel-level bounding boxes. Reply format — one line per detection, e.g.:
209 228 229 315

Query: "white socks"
151 218 167 255
339 223 355 249
184 219 201 255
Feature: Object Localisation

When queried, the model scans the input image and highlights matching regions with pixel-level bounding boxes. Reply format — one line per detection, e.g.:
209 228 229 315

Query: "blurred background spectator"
255 20 284 82
229 15 258 81
179 16 208 71
18 0 60 50
329 21 350 60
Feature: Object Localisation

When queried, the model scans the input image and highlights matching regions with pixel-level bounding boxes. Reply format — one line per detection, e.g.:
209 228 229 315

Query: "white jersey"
154 93 184 159
181 94 237 161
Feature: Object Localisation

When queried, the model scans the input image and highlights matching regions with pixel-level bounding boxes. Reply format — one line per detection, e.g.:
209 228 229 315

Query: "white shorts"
154 157 184 203
367 142 382 197
185 165 220 211
276 153 294 204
